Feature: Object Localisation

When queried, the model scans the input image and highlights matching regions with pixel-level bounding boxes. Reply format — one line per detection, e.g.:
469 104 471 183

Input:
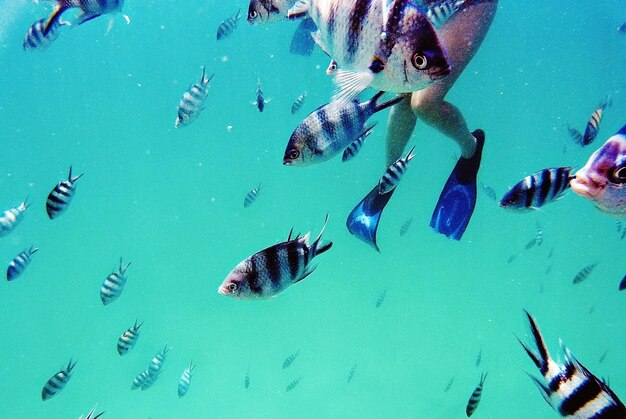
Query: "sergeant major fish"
42 359 76 400
130 369 154 391
518 311 626 418
465 372 487 417
217 9 243 40
218 215 332 300
283 350 300 369
175 67 214 128
7 246 38 281
43 0 129 36
244 183 263 208
499 167 574 212
572 262 598 285
253 79 270 112
23 17 70 51
378 146 416 194
284 91 403 166
0 199 30 237
291 91 307 115
582 97 611 147
399 217 414 236
178 361 195 398
347 363 358 382
100 258 132 305
46 166 84 219
117 320 142 355
570 125 626 218
286 376 302 392
149 344 170 378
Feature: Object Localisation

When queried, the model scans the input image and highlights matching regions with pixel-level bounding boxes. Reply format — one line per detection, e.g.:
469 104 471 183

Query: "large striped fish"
571 125 626 218
175 67 214 128
42 359 76 400
100 258 132 305
0 199 30 237
217 9 243 40
43 0 128 36
23 17 70 51
284 91 403 166
499 167 574 212
7 246 38 281
46 166 84 219
178 361 195 398
582 97 611 147
117 320 142 355
518 311 626 418
287 0 450 104
218 215 332 300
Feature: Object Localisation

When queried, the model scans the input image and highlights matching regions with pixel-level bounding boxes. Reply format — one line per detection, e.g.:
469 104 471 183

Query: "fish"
475 349 482 367
619 22 626 33
572 262 598 285
217 9 242 40
545 263 553 275
46 166 84 219
518 310 626 418
244 183 263 208
149 344 170 378
131 369 154 391
175 67 214 128
480 182 497 200
178 361 195 398
548 248 554 258
100 258 132 305
616 220 625 239
285 376 302 392
399 217 414 236
244 369 250 389
282 350 300 369
378 146 416 194
23 17 70 51
525 237 537 250
291 92 307 115
619 275 626 291
465 372 487 417
347 363 358 382
218 215 332 300
342 123 375 162
507 253 519 264
444 376 455 392
42 359 76 400
284 91 403 166
582 97 611 147
44 0 129 36
286 0 451 105
325 59 337 75
499 167 574 212
375 289 387 308
117 320 142 355
566 123 584 145
247 0 296 24
535 221 543 247
7 246 38 281
570 125 626 218
79 404 104 419
0 199 30 237
253 79 270 112
599 350 609 364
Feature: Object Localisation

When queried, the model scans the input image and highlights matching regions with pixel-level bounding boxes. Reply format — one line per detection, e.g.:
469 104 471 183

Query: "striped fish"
342 123 375 162
566 124 584 145
465 372 487 417
582 98 611 147
42 359 76 401
117 320 142 355
149 344 170 378
378 146 416 194
282 350 300 369
175 67 214 128
130 369 154 391
518 311 626 418
444 376 455 392
480 182 497 200
475 349 482 367
285 376 302 392
44 0 128 35
46 166 84 219
291 91 307 115
244 183 263 208
217 9 242 40
218 215 332 299
244 369 250 389
535 221 544 247
347 363 358 382
399 217 414 236
79 404 104 419
178 361 195 398
7 246 38 281
100 258 132 305
325 59 337 75
284 91 403 166
375 289 386 308
499 167 574 212
0 199 30 237
23 17 69 51
253 78 270 112
572 262 598 285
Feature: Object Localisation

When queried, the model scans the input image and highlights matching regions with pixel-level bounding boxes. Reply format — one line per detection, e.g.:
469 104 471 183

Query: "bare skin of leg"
385 1 498 166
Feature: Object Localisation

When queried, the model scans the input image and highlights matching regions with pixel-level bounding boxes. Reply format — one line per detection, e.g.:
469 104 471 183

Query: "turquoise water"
0 1 625 417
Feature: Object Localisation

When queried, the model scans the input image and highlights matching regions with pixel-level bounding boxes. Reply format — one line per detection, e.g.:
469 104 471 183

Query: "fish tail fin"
312 213 332 256
602 94 612 109
521 310 551 373
29 245 39 255
23 196 32 210
43 2 70 36
372 92 405 113
405 145 417 162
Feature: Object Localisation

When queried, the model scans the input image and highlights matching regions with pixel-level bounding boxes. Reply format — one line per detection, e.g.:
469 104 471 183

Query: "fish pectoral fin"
123 14 131 24
287 0 310 20
332 69 374 107
105 17 115 35
76 12 102 26
294 265 317 283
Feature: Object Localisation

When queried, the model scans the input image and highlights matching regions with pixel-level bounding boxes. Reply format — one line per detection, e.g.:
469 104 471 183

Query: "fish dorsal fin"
287 0 310 20
332 69 374 107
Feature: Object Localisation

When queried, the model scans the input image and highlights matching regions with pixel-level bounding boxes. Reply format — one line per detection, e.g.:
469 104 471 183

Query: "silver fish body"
583 98 610 147
42 359 76 400
149 344 170 378
244 183 263 208
499 167 574 212
175 68 214 128
178 362 195 398
46 166 84 219
131 369 155 390
100 258 132 305
7 246 38 281
117 320 142 355
23 17 69 51
0 199 30 237
378 145 416 194
291 91 307 114
217 9 242 40
219 215 332 300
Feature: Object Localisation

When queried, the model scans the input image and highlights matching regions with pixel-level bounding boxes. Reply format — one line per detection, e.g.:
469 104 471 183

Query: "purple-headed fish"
43 0 128 36
247 0 296 24
218 215 332 300
571 125 626 218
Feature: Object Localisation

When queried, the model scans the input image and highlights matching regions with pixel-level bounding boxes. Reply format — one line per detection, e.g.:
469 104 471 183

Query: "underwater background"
0 1 624 417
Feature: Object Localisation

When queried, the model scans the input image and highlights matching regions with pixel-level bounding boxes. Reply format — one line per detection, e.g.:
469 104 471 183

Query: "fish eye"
609 164 626 184
288 150 300 160
330 62 337 71
249 10 258 20
228 283 238 292
507 197 517 205
411 53 428 70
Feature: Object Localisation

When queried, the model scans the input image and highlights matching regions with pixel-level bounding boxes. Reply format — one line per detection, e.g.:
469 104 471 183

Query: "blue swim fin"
430 130 485 240
346 184 396 252
290 17 317 56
